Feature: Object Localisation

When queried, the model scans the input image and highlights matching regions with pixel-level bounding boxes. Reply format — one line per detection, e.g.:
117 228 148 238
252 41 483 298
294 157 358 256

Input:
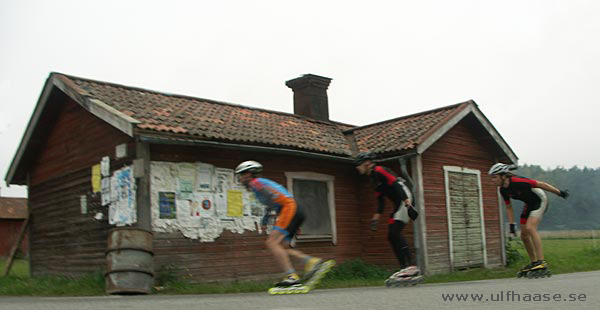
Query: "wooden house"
5 73 516 281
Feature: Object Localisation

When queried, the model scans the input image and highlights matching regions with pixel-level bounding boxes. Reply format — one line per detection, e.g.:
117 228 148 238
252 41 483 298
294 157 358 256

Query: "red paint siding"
422 118 503 273
28 97 133 277
150 145 369 282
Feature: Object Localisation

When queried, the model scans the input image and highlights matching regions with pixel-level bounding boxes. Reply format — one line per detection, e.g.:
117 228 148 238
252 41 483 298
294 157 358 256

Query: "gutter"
138 135 355 163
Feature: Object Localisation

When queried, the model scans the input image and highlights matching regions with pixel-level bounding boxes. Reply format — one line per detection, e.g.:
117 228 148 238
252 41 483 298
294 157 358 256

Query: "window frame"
285 171 337 244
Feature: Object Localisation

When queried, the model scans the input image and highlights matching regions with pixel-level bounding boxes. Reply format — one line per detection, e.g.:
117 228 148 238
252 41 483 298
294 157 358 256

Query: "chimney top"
285 74 332 90
285 74 332 121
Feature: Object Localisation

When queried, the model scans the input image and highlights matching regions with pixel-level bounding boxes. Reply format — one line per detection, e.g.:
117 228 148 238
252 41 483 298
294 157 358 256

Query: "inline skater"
355 152 421 286
489 163 569 278
235 160 334 293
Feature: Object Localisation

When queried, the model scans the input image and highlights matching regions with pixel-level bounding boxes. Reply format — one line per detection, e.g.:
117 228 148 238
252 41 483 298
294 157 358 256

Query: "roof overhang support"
52 76 140 137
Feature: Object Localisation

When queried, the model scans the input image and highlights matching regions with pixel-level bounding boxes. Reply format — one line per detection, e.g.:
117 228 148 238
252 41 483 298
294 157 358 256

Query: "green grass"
2 238 599 296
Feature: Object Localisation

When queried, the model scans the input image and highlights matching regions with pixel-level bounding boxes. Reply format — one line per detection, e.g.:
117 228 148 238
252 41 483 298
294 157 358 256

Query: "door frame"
443 166 488 269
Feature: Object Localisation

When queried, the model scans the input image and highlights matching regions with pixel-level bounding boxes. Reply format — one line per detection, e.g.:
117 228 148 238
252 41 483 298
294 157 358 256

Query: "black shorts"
274 206 305 241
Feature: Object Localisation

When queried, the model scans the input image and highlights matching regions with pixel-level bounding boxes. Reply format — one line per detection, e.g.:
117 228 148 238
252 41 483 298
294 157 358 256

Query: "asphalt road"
1 271 598 310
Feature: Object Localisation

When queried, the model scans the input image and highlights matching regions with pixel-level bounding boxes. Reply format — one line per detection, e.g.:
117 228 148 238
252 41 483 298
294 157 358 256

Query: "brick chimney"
285 74 332 121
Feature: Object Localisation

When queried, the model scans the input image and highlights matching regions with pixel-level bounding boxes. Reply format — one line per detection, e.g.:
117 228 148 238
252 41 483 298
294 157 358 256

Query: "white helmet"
488 163 517 175
235 160 263 174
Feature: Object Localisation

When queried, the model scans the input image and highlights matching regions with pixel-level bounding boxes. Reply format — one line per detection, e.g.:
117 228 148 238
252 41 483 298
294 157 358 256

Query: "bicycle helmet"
488 163 517 175
354 152 376 165
235 160 263 174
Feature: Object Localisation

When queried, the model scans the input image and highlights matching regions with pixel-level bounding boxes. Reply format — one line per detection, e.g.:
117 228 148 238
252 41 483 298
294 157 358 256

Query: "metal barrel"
105 227 154 295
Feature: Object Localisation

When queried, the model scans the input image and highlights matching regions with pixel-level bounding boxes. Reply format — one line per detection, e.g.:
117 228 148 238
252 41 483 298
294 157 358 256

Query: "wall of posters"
150 161 265 241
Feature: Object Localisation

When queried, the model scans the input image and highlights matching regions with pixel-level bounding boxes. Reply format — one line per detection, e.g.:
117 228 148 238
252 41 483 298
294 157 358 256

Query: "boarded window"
444 166 487 269
285 172 337 243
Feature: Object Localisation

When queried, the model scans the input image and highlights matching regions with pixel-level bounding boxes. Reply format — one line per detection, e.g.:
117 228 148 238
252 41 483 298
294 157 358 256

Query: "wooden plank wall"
421 118 503 274
28 97 132 276
150 145 366 282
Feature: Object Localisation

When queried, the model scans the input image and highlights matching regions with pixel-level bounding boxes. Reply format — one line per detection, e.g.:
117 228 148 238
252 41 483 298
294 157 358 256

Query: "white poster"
101 177 111 206
177 163 196 200
101 156 110 177
109 166 137 226
215 169 234 217
196 163 214 191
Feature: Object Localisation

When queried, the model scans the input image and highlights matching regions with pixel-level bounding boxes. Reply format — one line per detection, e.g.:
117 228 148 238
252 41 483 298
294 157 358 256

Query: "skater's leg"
266 231 295 274
388 220 410 269
526 216 544 261
520 226 537 262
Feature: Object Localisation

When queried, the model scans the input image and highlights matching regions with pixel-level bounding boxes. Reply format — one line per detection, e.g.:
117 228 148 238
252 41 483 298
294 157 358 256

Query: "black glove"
558 189 569 199
509 223 516 235
370 219 378 231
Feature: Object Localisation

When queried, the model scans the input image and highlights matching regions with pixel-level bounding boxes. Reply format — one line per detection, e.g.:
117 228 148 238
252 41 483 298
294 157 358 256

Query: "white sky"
1 0 599 198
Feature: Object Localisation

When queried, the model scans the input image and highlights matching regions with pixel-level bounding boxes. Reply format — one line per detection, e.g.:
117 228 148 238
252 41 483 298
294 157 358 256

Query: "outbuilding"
5 73 516 282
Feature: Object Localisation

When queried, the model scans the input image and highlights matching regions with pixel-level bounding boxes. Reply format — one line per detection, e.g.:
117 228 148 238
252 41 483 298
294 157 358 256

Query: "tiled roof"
0 197 28 219
349 103 467 154
59 74 355 156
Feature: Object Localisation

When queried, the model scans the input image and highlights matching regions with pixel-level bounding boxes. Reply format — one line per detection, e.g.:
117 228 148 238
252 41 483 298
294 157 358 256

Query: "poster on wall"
101 156 110 177
215 169 234 216
177 163 196 200
227 190 243 217
101 177 111 206
109 166 137 226
196 163 214 191
151 161 264 241
159 191 177 219
91 164 101 193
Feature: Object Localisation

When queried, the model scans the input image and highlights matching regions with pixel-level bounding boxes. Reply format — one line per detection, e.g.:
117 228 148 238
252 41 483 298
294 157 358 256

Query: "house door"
444 167 487 269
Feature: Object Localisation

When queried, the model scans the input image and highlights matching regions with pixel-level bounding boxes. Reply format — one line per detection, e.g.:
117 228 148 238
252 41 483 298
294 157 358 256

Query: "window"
285 172 337 244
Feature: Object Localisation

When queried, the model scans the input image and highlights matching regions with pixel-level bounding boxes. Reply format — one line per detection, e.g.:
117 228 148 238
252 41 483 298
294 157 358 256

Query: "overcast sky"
1 0 599 198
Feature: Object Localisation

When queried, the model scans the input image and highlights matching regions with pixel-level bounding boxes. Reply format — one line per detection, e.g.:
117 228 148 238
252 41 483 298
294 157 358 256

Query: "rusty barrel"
105 227 154 295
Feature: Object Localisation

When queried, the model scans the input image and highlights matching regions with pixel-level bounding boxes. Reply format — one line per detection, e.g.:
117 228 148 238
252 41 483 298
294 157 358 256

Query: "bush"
505 240 523 266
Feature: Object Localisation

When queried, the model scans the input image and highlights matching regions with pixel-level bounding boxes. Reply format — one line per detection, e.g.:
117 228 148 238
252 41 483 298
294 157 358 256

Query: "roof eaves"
53 74 140 137
342 101 468 134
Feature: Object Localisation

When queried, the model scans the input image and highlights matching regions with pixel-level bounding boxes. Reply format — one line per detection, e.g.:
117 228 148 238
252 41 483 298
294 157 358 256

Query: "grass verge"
1 238 599 296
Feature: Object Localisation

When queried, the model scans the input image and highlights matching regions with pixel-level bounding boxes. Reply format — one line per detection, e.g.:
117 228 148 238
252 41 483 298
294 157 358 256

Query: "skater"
489 163 569 278
355 152 421 284
235 160 330 289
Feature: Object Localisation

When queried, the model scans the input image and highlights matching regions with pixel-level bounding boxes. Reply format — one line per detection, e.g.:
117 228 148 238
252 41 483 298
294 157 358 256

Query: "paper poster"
215 169 234 216
196 163 214 191
91 164 101 193
101 177 111 206
109 166 137 226
159 192 177 219
177 163 196 200
227 190 243 217
101 156 110 177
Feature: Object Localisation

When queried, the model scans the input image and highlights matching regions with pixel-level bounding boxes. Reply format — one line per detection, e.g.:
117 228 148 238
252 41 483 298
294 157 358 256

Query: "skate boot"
517 262 535 278
303 257 323 281
385 266 423 287
527 261 552 279
268 273 308 295
275 273 301 287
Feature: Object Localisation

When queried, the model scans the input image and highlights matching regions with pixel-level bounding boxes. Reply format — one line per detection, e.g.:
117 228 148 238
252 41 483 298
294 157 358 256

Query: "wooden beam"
2 218 29 276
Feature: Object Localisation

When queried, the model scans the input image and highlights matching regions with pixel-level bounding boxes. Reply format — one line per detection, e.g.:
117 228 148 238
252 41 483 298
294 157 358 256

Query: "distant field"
538 230 600 239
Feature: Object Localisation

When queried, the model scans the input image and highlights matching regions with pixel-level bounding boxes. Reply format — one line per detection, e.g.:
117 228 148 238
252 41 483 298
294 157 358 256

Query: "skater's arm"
505 202 515 224
536 181 569 198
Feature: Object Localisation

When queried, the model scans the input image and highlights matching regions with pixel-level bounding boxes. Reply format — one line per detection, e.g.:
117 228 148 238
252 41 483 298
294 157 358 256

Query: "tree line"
508 164 600 231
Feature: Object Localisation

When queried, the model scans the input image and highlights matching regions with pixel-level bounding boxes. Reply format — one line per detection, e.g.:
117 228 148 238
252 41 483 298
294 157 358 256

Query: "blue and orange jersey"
247 178 297 228
500 176 540 205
